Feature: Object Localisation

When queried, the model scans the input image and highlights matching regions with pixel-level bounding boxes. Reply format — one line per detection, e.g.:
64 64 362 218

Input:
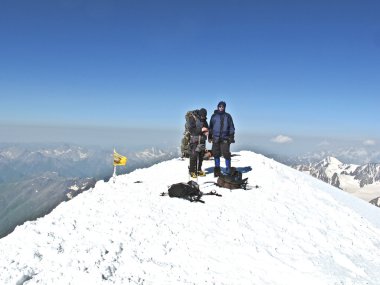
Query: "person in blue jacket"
208 101 235 177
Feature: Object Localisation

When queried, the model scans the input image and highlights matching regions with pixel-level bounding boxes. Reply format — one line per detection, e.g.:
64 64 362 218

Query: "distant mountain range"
0 144 179 181
288 148 380 166
0 144 179 238
0 144 109 183
291 156 380 205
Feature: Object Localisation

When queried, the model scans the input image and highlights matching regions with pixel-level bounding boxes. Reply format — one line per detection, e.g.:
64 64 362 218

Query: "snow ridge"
0 151 380 285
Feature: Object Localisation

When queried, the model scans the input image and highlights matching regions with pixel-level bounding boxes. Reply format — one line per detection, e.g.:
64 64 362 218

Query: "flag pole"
113 165 117 183
113 147 116 183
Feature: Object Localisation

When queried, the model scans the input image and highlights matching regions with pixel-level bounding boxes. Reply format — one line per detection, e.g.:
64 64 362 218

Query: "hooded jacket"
188 110 208 144
208 108 235 142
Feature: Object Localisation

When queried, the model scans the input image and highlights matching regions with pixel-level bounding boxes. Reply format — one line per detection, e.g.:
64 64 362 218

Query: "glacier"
0 151 379 285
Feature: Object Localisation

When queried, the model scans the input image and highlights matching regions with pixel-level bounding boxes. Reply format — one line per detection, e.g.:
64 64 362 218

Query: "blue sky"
1 0 379 154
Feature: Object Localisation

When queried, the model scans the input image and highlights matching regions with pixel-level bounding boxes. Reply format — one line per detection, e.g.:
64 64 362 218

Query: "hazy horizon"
1 123 379 163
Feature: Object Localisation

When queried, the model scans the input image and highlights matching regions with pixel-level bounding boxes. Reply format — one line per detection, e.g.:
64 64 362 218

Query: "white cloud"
363 140 376 146
271 135 293 144
318 140 330 146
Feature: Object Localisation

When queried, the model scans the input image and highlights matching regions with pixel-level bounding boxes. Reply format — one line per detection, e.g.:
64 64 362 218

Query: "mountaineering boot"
190 172 197 179
214 166 221 177
225 159 231 174
197 170 206 177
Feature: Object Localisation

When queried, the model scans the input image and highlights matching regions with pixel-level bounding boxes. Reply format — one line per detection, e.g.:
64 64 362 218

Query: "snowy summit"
1 151 380 285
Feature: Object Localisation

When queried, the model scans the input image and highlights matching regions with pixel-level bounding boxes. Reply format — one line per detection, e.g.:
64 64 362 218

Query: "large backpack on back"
180 110 197 158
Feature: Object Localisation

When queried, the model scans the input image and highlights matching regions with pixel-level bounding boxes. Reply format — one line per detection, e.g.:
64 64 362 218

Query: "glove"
229 135 235 143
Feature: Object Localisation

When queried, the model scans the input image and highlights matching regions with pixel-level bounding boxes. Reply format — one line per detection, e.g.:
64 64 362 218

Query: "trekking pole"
196 154 199 183
196 135 201 183
188 151 191 181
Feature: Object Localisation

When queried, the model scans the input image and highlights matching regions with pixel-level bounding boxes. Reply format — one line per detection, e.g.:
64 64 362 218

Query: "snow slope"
1 151 380 285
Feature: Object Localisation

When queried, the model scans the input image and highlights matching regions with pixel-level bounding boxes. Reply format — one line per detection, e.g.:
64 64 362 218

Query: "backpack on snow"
168 180 203 202
180 110 197 158
216 168 248 190
161 180 222 203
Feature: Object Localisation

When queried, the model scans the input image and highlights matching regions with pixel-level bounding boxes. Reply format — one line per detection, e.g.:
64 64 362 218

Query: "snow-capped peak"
135 147 167 159
322 156 343 166
0 151 379 284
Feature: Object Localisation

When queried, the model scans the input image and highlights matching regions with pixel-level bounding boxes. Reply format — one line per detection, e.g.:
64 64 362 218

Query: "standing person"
188 108 209 178
208 101 235 177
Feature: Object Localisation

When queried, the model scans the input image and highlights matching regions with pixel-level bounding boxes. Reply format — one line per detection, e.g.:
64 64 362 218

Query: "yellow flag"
113 149 127 166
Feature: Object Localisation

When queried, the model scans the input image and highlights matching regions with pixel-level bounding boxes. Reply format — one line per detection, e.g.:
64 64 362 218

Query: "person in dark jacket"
208 101 235 177
188 108 209 178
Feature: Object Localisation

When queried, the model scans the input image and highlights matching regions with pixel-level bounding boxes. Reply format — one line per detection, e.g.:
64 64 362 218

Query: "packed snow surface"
1 151 380 285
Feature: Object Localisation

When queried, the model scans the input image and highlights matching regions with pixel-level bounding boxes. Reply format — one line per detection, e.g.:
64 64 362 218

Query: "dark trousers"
189 143 205 173
212 140 231 160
